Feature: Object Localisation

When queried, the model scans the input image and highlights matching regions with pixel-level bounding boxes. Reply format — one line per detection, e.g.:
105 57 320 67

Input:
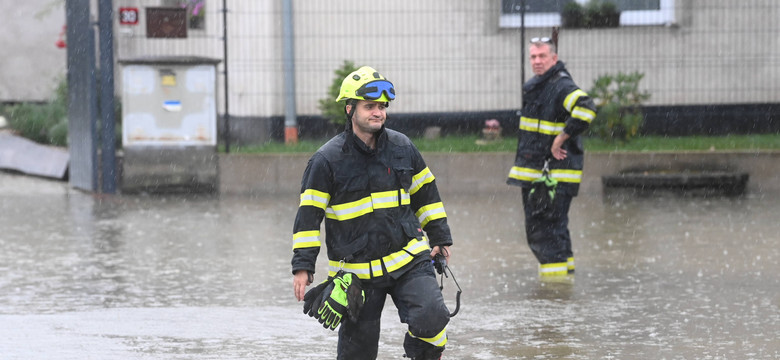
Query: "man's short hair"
530 38 557 54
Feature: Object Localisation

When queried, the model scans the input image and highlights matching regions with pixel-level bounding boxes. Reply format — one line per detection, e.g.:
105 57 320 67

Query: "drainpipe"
222 0 231 153
520 0 526 84
282 0 298 144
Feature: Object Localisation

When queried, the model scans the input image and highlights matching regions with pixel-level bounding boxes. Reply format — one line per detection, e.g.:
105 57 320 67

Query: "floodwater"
1 172 778 359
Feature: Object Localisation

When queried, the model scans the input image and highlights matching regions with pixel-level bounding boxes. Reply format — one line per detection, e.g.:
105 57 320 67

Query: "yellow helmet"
335 66 396 103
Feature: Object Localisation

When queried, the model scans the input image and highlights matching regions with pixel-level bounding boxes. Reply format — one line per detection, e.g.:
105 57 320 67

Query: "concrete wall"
122 146 218 193
0 2 66 102
218 151 780 197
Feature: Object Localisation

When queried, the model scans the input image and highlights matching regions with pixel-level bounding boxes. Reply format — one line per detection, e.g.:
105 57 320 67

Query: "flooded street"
1 172 778 359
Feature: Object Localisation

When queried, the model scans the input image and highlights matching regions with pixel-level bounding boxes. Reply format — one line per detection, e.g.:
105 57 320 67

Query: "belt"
327 237 431 280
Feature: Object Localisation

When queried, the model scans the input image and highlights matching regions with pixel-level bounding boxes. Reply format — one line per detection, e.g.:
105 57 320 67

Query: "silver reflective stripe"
328 264 371 277
539 122 564 134
383 252 412 269
326 200 373 218
405 238 430 254
418 206 445 224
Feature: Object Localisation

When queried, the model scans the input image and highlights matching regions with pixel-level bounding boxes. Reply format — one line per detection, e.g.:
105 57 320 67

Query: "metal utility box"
119 56 221 193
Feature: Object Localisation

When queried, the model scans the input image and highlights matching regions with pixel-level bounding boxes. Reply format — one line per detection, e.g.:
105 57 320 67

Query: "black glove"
316 271 365 330
303 278 333 317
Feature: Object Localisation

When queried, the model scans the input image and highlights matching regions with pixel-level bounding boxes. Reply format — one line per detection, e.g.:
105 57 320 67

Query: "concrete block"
121 145 217 193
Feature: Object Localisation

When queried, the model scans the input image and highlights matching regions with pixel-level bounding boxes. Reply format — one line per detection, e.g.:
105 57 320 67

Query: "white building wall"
291 1 524 115
6 0 780 116
560 0 780 105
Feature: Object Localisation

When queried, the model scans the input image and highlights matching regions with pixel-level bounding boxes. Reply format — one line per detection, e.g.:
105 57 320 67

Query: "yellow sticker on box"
161 75 176 86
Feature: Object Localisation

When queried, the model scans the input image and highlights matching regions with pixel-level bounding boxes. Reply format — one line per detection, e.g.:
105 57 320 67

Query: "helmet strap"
344 99 357 131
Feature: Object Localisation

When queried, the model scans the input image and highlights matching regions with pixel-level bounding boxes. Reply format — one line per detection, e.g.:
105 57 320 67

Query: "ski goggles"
530 37 553 44
356 80 396 101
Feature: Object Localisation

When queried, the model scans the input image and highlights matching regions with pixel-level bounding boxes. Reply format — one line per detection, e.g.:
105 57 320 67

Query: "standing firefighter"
292 66 453 360
507 37 597 277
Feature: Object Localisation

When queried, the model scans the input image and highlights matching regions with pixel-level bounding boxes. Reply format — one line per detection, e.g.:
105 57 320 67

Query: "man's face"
348 100 387 136
529 43 558 76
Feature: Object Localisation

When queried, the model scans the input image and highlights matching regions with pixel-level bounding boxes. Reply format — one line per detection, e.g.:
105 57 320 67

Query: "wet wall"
218 151 780 196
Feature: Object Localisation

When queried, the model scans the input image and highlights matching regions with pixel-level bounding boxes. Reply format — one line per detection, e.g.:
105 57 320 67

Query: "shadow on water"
0 172 778 359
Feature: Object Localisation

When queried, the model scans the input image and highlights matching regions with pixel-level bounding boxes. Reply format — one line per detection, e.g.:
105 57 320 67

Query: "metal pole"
65 0 98 192
222 0 231 153
98 0 116 194
282 0 298 144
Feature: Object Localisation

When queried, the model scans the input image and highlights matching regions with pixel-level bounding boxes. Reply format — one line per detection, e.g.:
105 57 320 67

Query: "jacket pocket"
394 166 413 191
391 150 414 191
401 221 423 241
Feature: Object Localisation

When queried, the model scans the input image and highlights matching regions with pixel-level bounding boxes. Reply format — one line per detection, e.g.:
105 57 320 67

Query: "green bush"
48 118 69 146
318 60 358 127
2 75 122 148
6 102 66 144
588 71 651 143
4 77 68 145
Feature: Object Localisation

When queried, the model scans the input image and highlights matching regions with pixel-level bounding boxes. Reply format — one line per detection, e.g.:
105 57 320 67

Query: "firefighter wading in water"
292 66 453 360
507 37 597 276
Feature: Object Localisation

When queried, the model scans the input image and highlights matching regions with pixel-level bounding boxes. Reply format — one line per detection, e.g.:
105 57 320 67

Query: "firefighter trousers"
337 259 450 360
522 188 574 267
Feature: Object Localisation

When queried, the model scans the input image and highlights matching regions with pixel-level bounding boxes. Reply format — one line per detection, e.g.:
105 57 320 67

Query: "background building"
3 0 779 144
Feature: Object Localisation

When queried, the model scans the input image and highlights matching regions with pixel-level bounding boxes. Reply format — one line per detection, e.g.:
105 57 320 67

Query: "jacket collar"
523 61 566 92
346 126 387 155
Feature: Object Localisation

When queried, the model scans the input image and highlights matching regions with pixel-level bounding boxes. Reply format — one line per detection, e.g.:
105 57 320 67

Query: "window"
500 0 674 27
161 0 205 30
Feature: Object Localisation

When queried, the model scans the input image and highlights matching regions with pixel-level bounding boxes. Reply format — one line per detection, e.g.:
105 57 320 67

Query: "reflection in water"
0 172 778 359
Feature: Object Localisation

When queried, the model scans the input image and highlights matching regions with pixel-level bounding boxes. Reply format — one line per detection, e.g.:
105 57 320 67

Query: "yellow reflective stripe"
572 106 596 123
567 257 575 271
383 250 414 273
408 328 448 347
539 262 568 276
509 167 581 184
519 116 540 131
550 169 582 184
416 202 447 228
508 166 543 182
563 89 587 112
325 189 411 221
371 259 384 277
292 230 321 250
326 196 373 220
371 190 400 209
519 116 563 135
404 237 431 255
538 120 564 135
327 261 371 279
400 189 410 205
410 167 435 195
326 238 429 279
300 189 330 209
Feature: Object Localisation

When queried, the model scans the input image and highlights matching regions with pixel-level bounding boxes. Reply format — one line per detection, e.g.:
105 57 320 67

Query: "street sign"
119 7 139 25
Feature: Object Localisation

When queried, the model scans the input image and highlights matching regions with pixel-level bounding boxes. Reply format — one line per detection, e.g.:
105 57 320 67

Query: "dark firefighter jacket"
507 61 597 196
291 127 453 285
